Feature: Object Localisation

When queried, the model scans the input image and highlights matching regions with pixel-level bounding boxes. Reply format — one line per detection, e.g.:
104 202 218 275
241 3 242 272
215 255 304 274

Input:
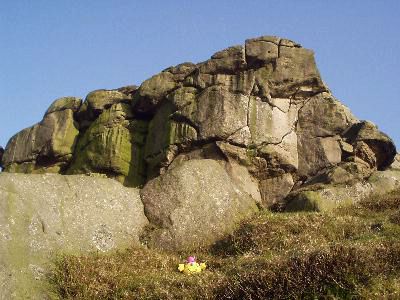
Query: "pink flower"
187 256 196 264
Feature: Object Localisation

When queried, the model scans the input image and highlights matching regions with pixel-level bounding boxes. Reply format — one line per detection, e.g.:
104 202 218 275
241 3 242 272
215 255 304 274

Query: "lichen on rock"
0 173 148 299
1 34 398 237
67 103 148 187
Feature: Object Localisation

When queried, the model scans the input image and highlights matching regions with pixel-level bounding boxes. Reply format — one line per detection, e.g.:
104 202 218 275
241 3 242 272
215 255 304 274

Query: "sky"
1 0 399 150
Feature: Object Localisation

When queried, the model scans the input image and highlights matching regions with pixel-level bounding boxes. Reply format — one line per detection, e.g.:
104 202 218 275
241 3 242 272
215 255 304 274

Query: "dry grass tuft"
50 248 223 299
218 241 400 299
358 189 400 211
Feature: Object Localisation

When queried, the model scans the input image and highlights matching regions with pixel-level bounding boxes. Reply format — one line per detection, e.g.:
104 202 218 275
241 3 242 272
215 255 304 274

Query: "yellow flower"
178 261 206 274
183 267 192 275
187 263 197 272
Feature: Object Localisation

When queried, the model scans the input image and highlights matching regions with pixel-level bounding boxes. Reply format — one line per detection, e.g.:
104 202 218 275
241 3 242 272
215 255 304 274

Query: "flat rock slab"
0 173 148 299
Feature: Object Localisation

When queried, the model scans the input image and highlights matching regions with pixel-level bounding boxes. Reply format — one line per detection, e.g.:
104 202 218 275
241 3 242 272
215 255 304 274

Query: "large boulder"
132 72 178 115
343 121 397 170
44 96 82 115
270 40 326 98
198 45 246 74
140 159 259 251
259 173 294 207
0 173 148 299
76 89 131 128
245 36 279 66
296 92 358 177
2 108 79 174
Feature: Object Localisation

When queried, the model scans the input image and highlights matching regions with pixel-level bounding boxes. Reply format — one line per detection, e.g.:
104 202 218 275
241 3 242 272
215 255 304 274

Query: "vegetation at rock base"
50 189 400 299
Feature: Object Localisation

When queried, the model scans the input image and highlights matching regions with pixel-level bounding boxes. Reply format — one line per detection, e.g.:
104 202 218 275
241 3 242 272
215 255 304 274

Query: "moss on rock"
67 103 148 187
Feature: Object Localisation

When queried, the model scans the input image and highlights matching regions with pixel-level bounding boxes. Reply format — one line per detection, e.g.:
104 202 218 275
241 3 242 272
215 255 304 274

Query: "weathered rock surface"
67 103 148 186
2 109 79 174
140 159 259 251
44 96 82 115
4 36 396 196
77 89 131 125
296 92 358 177
343 121 396 170
283 168 400 212
2 35 397 221
0 35 399 297
259 173 294 207
0 173 148 299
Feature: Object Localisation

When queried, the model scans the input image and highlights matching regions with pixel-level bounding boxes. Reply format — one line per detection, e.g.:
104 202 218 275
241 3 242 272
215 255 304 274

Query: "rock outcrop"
0 173 148 299
1 35 398 244
1 35 399 298
284 168 400 212
2 97 81 174
3 37 396 199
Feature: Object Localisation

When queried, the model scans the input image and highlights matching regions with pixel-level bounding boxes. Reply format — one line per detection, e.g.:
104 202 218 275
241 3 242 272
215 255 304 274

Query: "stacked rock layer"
1 36 397 211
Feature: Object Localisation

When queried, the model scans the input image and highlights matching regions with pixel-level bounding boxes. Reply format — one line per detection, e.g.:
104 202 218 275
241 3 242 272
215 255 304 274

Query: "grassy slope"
50 189 400 299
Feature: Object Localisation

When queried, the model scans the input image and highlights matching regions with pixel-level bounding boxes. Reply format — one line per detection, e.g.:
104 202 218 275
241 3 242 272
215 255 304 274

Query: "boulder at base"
0 173 148 300
140 159 259 251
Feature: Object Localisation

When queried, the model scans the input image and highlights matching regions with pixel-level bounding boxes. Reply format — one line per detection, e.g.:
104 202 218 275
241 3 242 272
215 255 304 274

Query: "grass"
49 189 400 299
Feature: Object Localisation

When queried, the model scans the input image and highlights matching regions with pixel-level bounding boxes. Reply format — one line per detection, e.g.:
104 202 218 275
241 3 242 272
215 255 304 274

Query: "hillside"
51 189 400 299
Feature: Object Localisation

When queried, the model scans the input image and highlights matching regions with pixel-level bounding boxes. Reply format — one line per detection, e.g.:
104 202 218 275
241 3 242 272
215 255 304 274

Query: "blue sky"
1 0 399 149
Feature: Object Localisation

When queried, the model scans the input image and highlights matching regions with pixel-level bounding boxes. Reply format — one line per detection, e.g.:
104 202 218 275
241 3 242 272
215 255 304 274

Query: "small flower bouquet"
178 256 207 275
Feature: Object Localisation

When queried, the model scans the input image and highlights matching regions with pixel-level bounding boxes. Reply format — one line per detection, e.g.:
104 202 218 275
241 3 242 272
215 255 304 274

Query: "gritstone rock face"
1 36 399 298
2 35 396 208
